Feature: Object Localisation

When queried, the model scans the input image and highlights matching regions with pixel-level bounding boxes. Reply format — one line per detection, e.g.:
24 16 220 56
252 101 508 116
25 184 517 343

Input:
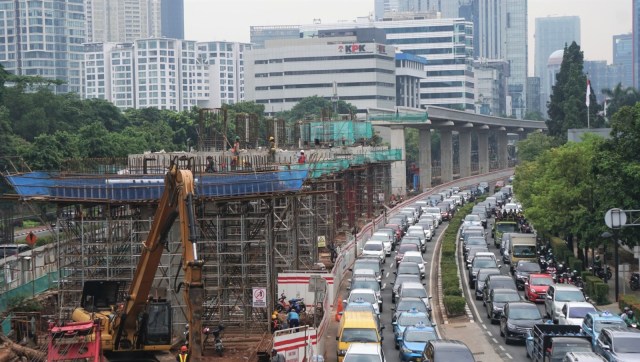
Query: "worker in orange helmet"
176 345 189 362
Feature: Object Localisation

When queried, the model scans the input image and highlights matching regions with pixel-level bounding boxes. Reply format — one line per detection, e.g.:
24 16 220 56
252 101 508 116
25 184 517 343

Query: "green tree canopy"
516 132 559 162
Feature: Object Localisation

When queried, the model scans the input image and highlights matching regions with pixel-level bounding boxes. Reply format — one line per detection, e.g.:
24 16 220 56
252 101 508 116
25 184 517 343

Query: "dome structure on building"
547 49 564 67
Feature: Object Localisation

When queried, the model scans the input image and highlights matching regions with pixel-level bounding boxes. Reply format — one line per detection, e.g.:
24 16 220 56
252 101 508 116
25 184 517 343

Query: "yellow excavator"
71 157 206 360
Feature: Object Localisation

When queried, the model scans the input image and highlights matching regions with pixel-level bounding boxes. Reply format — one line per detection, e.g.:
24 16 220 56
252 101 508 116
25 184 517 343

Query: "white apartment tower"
86 0 162 43
0 0 86 94
83 38 210 111
196 41 252 107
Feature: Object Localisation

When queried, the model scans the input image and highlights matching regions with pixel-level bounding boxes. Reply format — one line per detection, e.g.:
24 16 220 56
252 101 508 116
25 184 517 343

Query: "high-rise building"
526 77 541 117
633 0 640 88
196 41 252 107
0 0 86 95
300 15 476 112
535 16 580 112
504 0 528 119
374 0 463 20
473 59 509 116
584 60 627 103
83 38 210 111
613 33 633 88
161 0 184 39
250 25 301 49
86 0 162 43
245 37 397 114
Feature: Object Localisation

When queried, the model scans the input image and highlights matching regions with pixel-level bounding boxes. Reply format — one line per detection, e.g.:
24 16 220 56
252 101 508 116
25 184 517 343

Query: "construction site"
0 110 404 361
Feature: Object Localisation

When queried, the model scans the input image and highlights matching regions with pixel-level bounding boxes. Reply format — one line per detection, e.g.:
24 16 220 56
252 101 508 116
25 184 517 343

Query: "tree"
546 42 598 140
516 132 559 162
514 134 603 244
601 83 640 120
284 96 357 123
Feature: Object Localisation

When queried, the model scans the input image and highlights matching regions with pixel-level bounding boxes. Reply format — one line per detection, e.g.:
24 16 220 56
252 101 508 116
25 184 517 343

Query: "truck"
70 157 207 360
509 233 537 272
530 324 592 362
492 220 519 247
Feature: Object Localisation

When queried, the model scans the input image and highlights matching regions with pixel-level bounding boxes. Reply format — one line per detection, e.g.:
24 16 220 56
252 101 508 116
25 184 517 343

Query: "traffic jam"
338 177 640 362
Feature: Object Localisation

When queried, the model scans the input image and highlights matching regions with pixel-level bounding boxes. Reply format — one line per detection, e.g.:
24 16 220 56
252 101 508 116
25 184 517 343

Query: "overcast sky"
184 0 631 76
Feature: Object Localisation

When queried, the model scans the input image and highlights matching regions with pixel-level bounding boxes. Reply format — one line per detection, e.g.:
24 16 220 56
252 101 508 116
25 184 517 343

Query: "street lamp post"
602 231 619 302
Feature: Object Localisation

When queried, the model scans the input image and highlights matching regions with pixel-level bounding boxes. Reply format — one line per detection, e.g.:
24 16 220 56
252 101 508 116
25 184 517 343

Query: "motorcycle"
203 324 225 356
590 264 612 282
571 270 584 289
631 272 640 291
275 292 307 313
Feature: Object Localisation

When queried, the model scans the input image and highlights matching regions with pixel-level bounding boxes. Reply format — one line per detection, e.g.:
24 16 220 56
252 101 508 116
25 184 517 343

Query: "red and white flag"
586 79 591 107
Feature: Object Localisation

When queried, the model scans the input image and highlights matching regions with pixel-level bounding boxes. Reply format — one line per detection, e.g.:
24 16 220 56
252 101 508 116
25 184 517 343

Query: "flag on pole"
586 79 591 107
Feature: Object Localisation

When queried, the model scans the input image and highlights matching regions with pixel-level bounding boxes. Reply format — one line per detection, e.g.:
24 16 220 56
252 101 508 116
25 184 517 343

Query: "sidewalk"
438 319 505 362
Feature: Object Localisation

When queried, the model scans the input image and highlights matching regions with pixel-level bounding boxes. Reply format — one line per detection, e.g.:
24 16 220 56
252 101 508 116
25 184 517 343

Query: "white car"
345 288 381 315
402 251 426 277
343 343 385 362
463 214 482 227
361 240 385 263
408 225 431 242
369 232 393 256
558 302 597 326
545 284 587 323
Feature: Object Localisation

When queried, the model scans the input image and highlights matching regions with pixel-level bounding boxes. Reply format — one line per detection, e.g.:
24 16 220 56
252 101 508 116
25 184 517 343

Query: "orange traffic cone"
335 299 344 321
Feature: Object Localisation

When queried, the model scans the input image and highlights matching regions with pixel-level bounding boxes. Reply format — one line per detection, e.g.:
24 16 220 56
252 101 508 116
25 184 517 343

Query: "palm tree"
601 83 640 118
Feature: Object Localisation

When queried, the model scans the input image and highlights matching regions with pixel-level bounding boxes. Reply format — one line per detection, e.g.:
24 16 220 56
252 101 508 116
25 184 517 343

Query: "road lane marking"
505 353 513 359
386 272 389 278
481 324 487 329
382 283 386 290
486 331 492 337
492 338 498 344
499 345 505 351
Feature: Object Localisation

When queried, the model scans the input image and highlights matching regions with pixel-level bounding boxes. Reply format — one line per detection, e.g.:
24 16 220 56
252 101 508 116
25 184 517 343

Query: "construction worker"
287 308 300 330
269 136 276 162
297 150 306 164
231 136 240 169
176 345 189 362
271 348 285 362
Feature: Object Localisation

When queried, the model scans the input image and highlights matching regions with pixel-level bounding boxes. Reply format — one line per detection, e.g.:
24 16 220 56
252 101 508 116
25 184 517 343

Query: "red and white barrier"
273 326 317 362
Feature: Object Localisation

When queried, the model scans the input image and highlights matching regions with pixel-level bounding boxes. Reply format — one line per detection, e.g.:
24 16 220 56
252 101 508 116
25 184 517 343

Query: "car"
392 309 432 349
392 297 429 323
422 340 476 362
398 323 438 361
465 245 490 266
348 277 382 311
463 214 482 228
475 268 502 300
401 251 425 278
582 311 628 349
0 244 30 259
369 229 396 256
408 225 431 243
468 256 500 287
391 274 422 303
361 240 385 263
485 288 521 323
395 262 422 280
483 275 518 306
558 302 597 326
395 243 420 266
396 282 432 318
512 260 542 290
594 326 640 361
499 301 543 344
343 343 385 362
345 288 382 315
524 273 555 302
342 300 380 321
562 352 607 362
405 230 426 252
545 284 587 323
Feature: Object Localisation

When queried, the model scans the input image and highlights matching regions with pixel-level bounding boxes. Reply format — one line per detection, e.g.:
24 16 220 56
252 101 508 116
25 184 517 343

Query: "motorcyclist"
623 309 639 328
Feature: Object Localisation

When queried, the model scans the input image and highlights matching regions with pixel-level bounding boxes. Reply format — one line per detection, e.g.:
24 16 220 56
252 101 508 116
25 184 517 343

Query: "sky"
184 0 632 76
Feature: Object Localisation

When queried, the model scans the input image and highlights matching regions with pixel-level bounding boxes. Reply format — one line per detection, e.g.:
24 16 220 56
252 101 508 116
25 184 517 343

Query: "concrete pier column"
418 128 432 190
477 131 489 174
440 129 453 183
498 129 509 169
389 125 407 195
459 129 472 178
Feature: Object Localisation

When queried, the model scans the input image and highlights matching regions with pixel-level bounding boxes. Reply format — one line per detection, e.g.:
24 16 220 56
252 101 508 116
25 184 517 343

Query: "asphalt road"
458 217 545 361
367 217 448 362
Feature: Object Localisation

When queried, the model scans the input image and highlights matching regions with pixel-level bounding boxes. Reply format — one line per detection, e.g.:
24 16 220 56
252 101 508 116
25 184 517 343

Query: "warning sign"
317 236 326 248
25 232 37 248
252 287 266 308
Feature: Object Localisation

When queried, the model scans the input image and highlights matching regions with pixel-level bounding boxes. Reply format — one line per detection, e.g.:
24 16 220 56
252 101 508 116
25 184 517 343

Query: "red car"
524 273 554 302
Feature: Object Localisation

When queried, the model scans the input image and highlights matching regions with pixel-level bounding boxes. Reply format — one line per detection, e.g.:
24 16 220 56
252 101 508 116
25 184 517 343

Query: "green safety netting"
371 149 402 161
